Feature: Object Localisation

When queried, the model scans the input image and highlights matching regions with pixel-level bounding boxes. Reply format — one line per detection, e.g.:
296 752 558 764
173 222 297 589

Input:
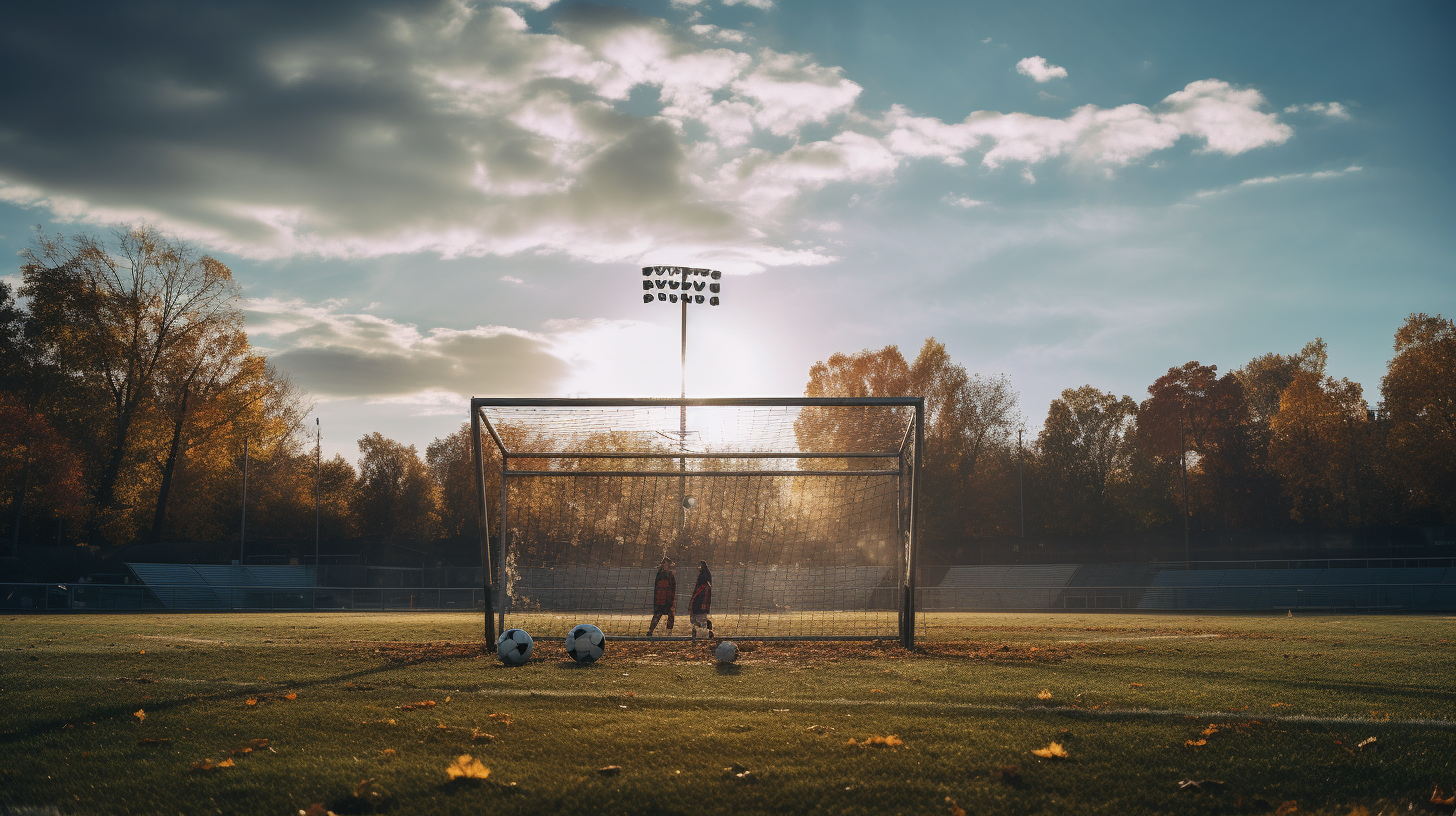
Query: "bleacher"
919 565 1080 609
126 564 317 610
1138 567 1456 611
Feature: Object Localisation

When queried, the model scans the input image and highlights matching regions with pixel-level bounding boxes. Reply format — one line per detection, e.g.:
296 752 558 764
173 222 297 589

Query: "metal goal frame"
469 396 924 648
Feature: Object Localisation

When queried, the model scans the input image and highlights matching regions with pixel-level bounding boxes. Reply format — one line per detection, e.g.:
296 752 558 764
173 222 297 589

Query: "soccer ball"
565 623 606 664
682 495 697 509
496 628 534 666
715 640 738 663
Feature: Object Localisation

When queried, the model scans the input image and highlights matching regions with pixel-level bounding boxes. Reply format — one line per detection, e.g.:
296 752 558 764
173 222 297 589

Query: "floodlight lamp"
709 296 720 306
711 270 722 280
643 294 654 303
709 283 720 293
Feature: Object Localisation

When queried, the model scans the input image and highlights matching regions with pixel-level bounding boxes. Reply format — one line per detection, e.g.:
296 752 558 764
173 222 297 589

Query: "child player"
690 560 713 639
648 556 676 636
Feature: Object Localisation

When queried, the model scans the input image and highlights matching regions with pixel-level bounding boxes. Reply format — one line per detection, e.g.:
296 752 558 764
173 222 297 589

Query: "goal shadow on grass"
0 650 464 746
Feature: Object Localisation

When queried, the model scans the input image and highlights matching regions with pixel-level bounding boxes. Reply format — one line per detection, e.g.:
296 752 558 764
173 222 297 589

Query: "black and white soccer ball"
565 623 606 664
682 495 697 509
715 640 738 663
496 628 534 666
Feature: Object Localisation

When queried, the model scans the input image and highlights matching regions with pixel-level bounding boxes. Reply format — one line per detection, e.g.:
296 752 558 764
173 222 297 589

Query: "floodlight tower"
640 265 722 530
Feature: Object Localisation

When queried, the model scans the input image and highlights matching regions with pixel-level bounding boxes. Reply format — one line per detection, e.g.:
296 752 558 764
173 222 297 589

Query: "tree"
356 433 439 543
0 395 87 552
1035 386 1138 535
1269 371 1369 525
1380 313 1456 522
21 227 239 542
1234 339 1327 429
1139 362 1263 530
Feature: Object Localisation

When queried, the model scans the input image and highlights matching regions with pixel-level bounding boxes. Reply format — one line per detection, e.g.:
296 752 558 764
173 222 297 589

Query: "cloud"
1283 101 1352 121
0 1 1295 270
942 195 985 208
245 297 570 400
1016 56 1067 83
879 79 1289 169
1192 164 1363 199
500 275 524 283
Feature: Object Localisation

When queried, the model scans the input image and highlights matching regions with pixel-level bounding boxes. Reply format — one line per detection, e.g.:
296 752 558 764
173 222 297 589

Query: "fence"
0 584 486 612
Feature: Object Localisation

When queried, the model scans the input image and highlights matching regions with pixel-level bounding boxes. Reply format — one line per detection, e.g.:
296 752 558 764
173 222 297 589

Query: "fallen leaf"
471 728 495 743
597 765 622 776
944 796 966 816
1031 741 1069 759
445 754 489 781
847 734 904 747
1184 738 1207 747
133 709 146 723
488 712 513 726
381 748 397 759
1270 702 1290 707
285 693 298 701
398 700 437 711
1432 786 1455 807
1274 801 1298 815
1356 736 1377 751
245 697 258 707
445 696 451 703
1037 689 1053 700
1129 683 1144 689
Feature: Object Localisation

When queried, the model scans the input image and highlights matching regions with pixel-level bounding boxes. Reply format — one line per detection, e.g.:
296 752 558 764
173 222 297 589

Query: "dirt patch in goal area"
354 638 1096 666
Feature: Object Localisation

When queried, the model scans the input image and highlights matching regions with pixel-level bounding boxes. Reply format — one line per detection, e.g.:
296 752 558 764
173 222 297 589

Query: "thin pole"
471 407 496 649
903 398 924 648
1018 428 1025 542
1180 411 1190 566
240 437 248 565
679 270 688 535
314 418 321 568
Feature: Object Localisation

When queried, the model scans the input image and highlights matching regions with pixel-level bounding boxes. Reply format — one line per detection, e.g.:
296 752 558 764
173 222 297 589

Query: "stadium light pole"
639 265 722 531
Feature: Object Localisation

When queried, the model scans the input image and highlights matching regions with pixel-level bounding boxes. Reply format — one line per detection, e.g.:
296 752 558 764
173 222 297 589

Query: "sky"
1 0 1451 461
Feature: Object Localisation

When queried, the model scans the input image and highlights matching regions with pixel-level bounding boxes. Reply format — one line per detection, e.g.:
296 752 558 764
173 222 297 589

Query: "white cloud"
0 3 1296 271
942 195 985 208
1192 164 1363 199
722 0 776 8
1283 101 1352 121
500 275 525 284
1016 56 1067 83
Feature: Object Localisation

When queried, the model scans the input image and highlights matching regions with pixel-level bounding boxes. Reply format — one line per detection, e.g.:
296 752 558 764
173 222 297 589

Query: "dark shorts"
653 604 674 616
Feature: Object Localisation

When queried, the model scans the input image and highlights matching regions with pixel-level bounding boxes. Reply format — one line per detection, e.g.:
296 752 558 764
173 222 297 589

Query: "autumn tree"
1269 371 1369 525
356 433 439 543
21 227 240 543
1034 387 1138 535
1380 313 1456 522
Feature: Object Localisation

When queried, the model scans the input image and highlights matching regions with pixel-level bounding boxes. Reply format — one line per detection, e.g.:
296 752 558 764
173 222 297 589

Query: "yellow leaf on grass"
1184 738 1207 747
848 734 904 747
246 697 258 707
1432 786 1455 808
1270 702 1289 707
1031 741 1069 759
381 748 397 759
445 754 489 781
398 700 437 711
1037 690 1053 700
1129 683 1144 689
445 696 451 703
133 709 146 723
218 758 236 768
489 712 513 726
285 693 298 701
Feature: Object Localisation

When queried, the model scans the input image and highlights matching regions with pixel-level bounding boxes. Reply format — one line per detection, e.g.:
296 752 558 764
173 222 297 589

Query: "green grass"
2 612 1454 815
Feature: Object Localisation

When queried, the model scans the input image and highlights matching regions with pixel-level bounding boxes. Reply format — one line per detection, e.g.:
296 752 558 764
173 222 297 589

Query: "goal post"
470 397 924 646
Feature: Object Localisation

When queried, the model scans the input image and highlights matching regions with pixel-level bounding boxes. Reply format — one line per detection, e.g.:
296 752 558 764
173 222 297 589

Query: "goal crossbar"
469 397 924 649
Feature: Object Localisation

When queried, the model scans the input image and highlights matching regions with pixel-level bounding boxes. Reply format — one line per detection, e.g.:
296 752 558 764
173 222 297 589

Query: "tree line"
2 226 1453 558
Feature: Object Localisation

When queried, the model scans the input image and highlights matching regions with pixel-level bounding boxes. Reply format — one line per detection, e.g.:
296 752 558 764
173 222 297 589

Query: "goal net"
471 398 923 643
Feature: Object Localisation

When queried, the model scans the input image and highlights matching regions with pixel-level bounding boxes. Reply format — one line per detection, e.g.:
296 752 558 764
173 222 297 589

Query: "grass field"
2 612 1454 816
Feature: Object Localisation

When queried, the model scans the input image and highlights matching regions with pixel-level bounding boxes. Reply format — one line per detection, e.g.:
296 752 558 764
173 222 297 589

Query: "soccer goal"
469 397 923 646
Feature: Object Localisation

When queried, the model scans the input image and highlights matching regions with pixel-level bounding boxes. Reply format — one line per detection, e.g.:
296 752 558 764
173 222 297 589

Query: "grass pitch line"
465 687 1456 730
1055 634 1223 643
